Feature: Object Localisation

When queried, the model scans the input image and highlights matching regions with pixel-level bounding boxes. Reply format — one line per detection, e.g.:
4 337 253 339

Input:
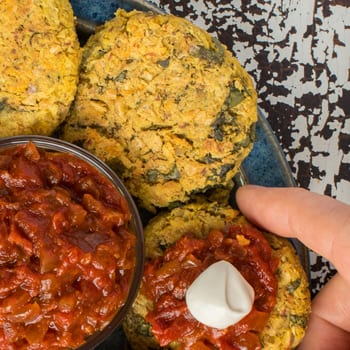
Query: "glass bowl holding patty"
0 135 144 350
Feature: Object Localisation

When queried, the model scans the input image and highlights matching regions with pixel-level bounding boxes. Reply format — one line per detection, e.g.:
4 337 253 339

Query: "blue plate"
70 1 309 348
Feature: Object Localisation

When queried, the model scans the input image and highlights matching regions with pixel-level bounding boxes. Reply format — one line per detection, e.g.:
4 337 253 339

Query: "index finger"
236 185 350 282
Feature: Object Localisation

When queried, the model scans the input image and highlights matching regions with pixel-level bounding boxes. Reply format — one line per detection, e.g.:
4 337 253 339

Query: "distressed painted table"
71 0 350 297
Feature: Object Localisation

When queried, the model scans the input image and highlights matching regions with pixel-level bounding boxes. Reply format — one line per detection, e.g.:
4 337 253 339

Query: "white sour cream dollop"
185 260 255 329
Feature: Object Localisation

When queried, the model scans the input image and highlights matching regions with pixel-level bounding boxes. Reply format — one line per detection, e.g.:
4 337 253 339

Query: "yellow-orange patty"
62 9 257 211
0 0 81 137
123 202 311 349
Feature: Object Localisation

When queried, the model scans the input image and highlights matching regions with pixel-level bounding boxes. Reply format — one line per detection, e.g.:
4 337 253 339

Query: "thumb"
298 273 350 350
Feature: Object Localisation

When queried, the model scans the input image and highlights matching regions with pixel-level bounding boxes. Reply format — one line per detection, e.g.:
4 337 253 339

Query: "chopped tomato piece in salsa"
142 224 278 350
0 142 136 349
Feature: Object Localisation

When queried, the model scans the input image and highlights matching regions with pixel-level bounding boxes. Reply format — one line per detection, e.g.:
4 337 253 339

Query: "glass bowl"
0 135 144 349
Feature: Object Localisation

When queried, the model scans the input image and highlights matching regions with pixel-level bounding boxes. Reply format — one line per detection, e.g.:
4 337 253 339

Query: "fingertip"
235 184 263 205
235 185 303 236
235 185 267 227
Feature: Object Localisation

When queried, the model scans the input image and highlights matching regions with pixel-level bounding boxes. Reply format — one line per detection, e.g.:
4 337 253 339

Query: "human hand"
236 185 350 350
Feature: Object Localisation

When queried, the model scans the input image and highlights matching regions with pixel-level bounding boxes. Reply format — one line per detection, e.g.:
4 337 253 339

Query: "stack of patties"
61 9 257 211
123 202 311 350
0 0 81 137
60 9 311 349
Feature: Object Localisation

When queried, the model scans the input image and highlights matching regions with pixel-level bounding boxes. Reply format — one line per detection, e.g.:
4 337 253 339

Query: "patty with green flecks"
61 9 257 211
0 0 81 137
122 202 311 350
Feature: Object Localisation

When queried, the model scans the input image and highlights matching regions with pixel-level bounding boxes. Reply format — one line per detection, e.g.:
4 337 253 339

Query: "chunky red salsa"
142 223 278 350
0 142 136 349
